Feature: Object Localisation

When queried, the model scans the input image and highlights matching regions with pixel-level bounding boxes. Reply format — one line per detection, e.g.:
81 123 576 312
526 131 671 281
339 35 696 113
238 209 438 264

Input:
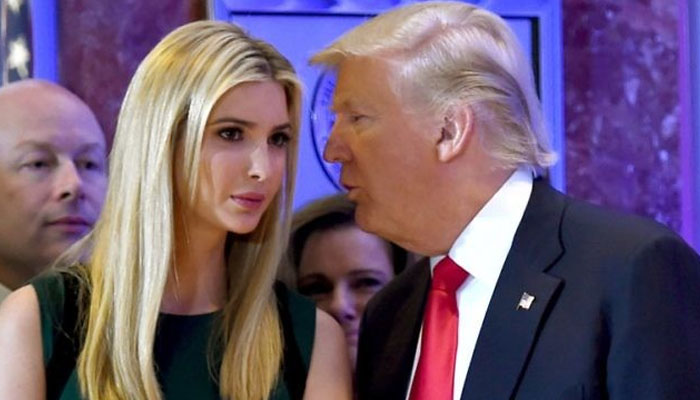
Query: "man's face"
324 57 439 245
0 88 107 277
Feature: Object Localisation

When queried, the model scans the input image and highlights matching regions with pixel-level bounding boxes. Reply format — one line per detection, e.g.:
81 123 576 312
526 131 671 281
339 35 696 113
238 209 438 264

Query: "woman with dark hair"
282 194 408 369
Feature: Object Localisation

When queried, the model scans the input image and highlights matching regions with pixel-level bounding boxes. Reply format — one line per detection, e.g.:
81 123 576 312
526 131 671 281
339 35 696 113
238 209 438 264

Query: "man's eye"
77 158 103 171
350 114 366 123
269 132 291 148
24 159 51 170
218 128 243 141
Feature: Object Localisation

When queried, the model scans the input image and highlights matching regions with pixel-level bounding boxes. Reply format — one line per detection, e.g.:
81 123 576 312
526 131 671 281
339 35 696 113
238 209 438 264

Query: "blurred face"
0 87 107 280
297 225 394 367
180 81 291 236
323 57 439 245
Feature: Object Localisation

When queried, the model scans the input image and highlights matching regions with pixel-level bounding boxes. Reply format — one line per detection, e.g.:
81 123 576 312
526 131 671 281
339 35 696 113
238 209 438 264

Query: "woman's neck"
162 212 228 315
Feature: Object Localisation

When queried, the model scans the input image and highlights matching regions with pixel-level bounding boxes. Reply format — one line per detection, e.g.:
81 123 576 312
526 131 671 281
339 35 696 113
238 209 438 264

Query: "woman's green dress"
32 271 316 400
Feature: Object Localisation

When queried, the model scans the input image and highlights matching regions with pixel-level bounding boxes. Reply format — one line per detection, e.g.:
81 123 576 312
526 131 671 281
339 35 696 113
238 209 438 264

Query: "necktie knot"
432 256 469 293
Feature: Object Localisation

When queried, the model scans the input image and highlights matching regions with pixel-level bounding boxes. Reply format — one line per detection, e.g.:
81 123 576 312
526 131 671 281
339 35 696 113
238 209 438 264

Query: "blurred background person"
0 21 351 399
0 79 107 302
282 193 409 369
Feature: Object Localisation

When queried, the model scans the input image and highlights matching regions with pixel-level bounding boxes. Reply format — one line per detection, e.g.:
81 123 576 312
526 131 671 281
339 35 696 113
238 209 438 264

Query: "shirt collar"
430 167 533 285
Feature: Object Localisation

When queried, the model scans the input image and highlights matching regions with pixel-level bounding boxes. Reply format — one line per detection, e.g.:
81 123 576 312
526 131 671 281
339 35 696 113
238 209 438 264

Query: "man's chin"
44 240 81 257
354 207 377 233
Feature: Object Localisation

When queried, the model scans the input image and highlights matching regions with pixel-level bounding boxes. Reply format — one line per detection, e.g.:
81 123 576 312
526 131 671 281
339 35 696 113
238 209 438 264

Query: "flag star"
8 36 31 78
7 0 23 13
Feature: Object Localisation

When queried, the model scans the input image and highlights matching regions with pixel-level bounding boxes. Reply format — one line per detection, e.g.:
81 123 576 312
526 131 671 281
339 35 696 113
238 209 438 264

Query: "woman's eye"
269 131 291 148
218 127 243 141
352 277 385 291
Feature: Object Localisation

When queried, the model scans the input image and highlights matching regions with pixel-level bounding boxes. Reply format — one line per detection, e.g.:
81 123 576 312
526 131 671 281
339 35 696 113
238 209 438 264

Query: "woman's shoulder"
0 285 46 398
305 309 353 399
0 285 42 336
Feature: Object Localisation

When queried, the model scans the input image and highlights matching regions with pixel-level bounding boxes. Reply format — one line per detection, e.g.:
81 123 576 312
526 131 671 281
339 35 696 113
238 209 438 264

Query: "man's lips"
341 181 357 192
342 183 359 200
47 216 91 226
45 216 92 234
231 192 266 210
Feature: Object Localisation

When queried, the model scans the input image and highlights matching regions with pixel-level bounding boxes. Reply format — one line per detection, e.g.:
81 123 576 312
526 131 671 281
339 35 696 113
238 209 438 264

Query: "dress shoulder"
30 270 67 364
275 281 316 369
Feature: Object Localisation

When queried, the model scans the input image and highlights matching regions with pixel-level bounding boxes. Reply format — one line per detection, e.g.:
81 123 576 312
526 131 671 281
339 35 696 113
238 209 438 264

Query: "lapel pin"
517 292 535 310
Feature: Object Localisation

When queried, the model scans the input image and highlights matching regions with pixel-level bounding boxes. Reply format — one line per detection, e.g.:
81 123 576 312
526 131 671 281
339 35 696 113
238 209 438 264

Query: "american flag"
1 0 33 85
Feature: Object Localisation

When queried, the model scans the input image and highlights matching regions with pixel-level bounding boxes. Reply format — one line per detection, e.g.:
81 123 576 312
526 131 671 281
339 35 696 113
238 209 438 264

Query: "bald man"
0 80 107 301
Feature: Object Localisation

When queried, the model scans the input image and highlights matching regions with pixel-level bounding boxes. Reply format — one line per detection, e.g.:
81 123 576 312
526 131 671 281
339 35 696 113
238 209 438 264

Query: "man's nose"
323 123 352 164
55 161 84 202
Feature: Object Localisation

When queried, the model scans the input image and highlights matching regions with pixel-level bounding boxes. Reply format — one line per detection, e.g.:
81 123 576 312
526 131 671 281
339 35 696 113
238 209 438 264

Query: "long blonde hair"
70 21 301 399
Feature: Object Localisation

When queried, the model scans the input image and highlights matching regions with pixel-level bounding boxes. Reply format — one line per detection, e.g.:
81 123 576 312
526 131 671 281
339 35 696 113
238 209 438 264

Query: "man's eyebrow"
13 140 105 152
76 143 106 152
331 97 355 112
13 140 53 151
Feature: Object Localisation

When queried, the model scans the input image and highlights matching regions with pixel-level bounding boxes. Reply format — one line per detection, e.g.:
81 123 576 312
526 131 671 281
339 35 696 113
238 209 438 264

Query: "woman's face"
297 224 395 367
179 81 292 236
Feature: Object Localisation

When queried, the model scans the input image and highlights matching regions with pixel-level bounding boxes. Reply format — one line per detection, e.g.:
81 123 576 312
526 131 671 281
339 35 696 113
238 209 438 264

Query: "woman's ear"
436 105 473 162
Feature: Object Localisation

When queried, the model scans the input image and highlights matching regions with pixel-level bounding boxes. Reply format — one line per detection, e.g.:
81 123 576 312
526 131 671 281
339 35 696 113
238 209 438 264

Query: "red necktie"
408 256 469 400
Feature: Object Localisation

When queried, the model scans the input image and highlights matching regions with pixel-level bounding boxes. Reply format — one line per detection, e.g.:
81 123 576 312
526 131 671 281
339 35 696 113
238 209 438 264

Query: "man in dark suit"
311 2 700 399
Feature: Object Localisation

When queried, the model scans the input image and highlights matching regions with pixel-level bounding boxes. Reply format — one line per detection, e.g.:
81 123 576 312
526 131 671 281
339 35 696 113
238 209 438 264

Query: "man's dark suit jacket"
356 180 700 400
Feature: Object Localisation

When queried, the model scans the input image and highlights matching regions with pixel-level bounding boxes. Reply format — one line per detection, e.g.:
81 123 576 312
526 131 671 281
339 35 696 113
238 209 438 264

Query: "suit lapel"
373 257 431 400
461 180 566 400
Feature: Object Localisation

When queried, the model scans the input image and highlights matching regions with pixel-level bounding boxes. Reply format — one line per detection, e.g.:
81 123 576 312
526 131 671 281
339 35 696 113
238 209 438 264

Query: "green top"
32 271 316 400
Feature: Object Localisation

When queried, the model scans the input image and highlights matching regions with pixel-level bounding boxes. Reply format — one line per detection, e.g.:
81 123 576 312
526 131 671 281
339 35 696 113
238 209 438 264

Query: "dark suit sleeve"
606 234 700 398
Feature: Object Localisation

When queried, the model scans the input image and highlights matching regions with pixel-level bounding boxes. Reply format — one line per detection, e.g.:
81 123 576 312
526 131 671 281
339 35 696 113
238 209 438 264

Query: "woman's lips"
231 192 266 210
345 328 359 345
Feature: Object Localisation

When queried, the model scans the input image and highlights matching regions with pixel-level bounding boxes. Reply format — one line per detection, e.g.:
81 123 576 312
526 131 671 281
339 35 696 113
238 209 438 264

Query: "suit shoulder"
364 258 428 322
559 195 687 254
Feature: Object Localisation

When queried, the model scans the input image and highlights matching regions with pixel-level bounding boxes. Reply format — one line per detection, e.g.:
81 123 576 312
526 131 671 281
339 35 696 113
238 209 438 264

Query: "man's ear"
436 105 473 162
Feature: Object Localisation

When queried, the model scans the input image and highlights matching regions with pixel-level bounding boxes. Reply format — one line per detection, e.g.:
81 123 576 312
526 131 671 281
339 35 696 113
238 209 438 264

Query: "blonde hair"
311 1 556 172
67 21 301 399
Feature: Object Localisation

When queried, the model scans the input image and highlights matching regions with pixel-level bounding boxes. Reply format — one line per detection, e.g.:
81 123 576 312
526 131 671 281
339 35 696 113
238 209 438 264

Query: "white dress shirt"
405 167 533 400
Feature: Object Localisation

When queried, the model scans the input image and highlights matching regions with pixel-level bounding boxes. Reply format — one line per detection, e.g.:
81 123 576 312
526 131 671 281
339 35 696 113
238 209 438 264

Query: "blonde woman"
0 21 351 400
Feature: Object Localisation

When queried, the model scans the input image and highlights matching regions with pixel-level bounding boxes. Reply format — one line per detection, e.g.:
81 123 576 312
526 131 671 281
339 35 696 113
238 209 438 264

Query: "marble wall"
563 0 683 232
58 0 206 147
56 0 688 233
